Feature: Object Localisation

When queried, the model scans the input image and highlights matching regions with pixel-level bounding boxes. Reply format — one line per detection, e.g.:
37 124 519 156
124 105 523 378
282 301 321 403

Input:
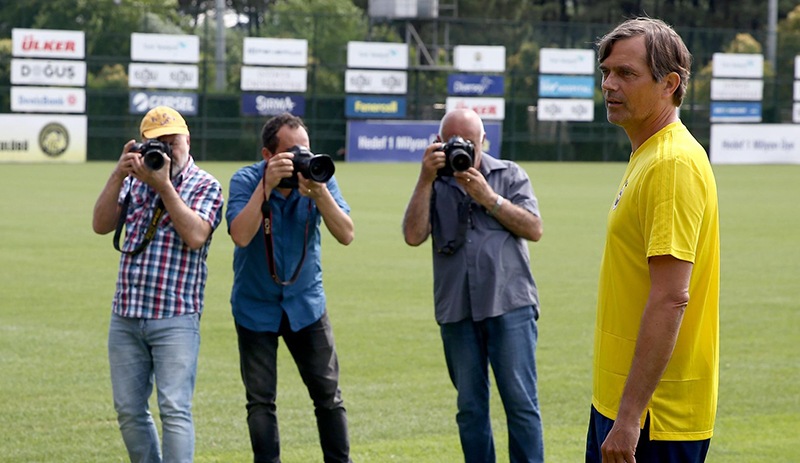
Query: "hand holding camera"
273 145 335 189
129 140 172 171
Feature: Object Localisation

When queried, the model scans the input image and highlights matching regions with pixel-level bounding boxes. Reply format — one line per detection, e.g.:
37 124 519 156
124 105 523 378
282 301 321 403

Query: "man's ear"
663 71 680 98
261 147 271 161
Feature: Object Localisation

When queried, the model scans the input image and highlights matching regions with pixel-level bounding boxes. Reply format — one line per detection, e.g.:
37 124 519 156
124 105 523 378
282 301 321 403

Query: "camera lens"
307 156 335 183
143 150 165 170
450 149 472 172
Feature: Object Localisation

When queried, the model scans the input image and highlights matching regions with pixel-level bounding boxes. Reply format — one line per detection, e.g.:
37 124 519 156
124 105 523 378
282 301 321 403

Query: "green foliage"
0 162 799 461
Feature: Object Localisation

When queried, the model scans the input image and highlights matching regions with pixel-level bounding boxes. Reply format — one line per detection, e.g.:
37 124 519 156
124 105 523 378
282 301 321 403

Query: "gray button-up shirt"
430 153 540 324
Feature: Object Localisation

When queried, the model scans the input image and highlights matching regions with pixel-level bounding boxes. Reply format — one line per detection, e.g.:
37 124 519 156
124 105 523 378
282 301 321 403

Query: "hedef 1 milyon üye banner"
345 120 502 162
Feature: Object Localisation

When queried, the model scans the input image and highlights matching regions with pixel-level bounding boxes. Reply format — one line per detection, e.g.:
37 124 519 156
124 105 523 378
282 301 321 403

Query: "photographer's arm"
456 169 543 242
402 179 433 246
229 180 267 248
306 184 354 245
92 140 138 234
403 143 444 246
156 183 213 250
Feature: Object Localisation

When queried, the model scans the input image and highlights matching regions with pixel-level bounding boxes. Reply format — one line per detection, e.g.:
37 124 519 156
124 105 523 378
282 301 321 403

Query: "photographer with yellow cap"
92 106 224 462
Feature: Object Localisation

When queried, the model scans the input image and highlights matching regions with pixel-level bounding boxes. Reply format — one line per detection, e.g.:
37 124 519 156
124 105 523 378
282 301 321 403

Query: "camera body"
278 145 336 189
437 136 475 177
130 140 172 170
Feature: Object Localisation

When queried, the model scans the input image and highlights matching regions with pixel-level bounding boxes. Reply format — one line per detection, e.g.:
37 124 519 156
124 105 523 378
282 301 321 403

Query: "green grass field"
1 161 798 462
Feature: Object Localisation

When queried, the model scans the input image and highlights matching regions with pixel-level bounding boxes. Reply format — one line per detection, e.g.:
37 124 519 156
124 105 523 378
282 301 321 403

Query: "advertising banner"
345 96 406 118
445 97 505 120
711 124 800 164
345 70 407 94
709 102 762 123
710 79 763 101
241 94 306 116
0 114 87 162
129 91 199 115
11 59 87 87
240 66 308 92
346 120 502 162
712 53 764 78
537 98 594 121
243 37 308 67
131 33 200 63
447 74 504 96
453 45 506 72
347 41 408 69
128 63 199 89
12 28 85 59
538 75 594 98
539 48 595 75
11 87 85 113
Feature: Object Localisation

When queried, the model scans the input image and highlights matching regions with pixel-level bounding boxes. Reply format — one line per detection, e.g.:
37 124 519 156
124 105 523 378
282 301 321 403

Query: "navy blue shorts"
586 405 710 463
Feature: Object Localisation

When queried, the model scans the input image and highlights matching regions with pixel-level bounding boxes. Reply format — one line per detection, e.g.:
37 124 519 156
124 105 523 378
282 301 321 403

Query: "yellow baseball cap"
139 106 189 139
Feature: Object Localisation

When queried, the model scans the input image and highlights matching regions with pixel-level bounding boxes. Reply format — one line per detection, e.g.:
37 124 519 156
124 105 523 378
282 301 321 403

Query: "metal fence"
2 14 799 162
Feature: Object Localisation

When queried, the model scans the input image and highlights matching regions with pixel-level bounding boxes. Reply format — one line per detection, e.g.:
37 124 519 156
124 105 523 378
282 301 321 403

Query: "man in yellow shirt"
586 17 720 463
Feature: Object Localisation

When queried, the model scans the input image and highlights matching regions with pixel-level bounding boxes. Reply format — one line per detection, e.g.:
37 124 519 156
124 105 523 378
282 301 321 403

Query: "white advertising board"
711 53 764 78
128 63 199 89
453 45 506 72
0 114 87 162
710 79 763 101
793 103 800 123
345 70 407 94
347 41 408 70
240 66 308 92
11 59 87 87
539 48 596 75
710 124 800 164
12 28 85 59
131 33 200 63
11 87 86 113
794 81 800 101
537 98 594 121
243 37 308 66
445 97 505 121
795 56 800 79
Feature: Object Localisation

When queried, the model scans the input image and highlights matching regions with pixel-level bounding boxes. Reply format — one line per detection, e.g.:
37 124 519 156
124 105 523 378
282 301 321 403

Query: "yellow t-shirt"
592 121 720 441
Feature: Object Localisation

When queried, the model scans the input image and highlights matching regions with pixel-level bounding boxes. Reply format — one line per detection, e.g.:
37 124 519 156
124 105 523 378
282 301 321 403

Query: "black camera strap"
260 169 313 286
113 189 166 256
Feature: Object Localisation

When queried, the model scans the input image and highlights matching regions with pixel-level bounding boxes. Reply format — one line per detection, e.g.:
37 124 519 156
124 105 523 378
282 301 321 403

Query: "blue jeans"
108 313 200 463
585 406 710 463
441 306 544 463
236 312 351 463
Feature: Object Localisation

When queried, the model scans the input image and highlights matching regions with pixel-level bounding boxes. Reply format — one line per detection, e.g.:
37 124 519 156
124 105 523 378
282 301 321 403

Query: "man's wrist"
489 195 505 216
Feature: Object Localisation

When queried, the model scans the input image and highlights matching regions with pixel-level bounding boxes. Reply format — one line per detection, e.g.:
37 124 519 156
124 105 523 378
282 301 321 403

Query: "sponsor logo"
39 122 70 157
130 92 198 115
20 35 77 53
241 94 305 116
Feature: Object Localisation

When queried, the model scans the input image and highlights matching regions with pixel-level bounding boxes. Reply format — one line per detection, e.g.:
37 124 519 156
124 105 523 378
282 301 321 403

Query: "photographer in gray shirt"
402 108 545 463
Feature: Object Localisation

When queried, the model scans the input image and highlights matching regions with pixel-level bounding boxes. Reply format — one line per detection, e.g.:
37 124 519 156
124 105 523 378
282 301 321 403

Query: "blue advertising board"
346 120 503 162
538 75 595 98
129 91 198 115
448 74 505 96
241 93 305 116
345 95 406 119
710 102 762 123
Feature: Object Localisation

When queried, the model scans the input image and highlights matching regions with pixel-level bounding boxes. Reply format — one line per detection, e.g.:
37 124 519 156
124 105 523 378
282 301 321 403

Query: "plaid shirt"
112 157 224 319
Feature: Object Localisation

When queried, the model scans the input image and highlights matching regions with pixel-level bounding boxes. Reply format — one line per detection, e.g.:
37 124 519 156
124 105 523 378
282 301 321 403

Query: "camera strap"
260 169 312 286
113 188 166 256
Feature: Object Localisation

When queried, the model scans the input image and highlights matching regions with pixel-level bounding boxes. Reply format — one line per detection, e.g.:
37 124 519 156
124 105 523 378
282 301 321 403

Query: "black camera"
437 136 475 177
130 140 172 170
278 145 336 189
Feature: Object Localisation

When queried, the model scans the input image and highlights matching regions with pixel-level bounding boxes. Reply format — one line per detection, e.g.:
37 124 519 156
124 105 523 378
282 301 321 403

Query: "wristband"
489 195 505 216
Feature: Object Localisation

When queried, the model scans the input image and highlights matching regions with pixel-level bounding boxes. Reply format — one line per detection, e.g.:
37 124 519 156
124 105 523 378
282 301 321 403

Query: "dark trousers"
586 405 710 463
236 312 351 463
